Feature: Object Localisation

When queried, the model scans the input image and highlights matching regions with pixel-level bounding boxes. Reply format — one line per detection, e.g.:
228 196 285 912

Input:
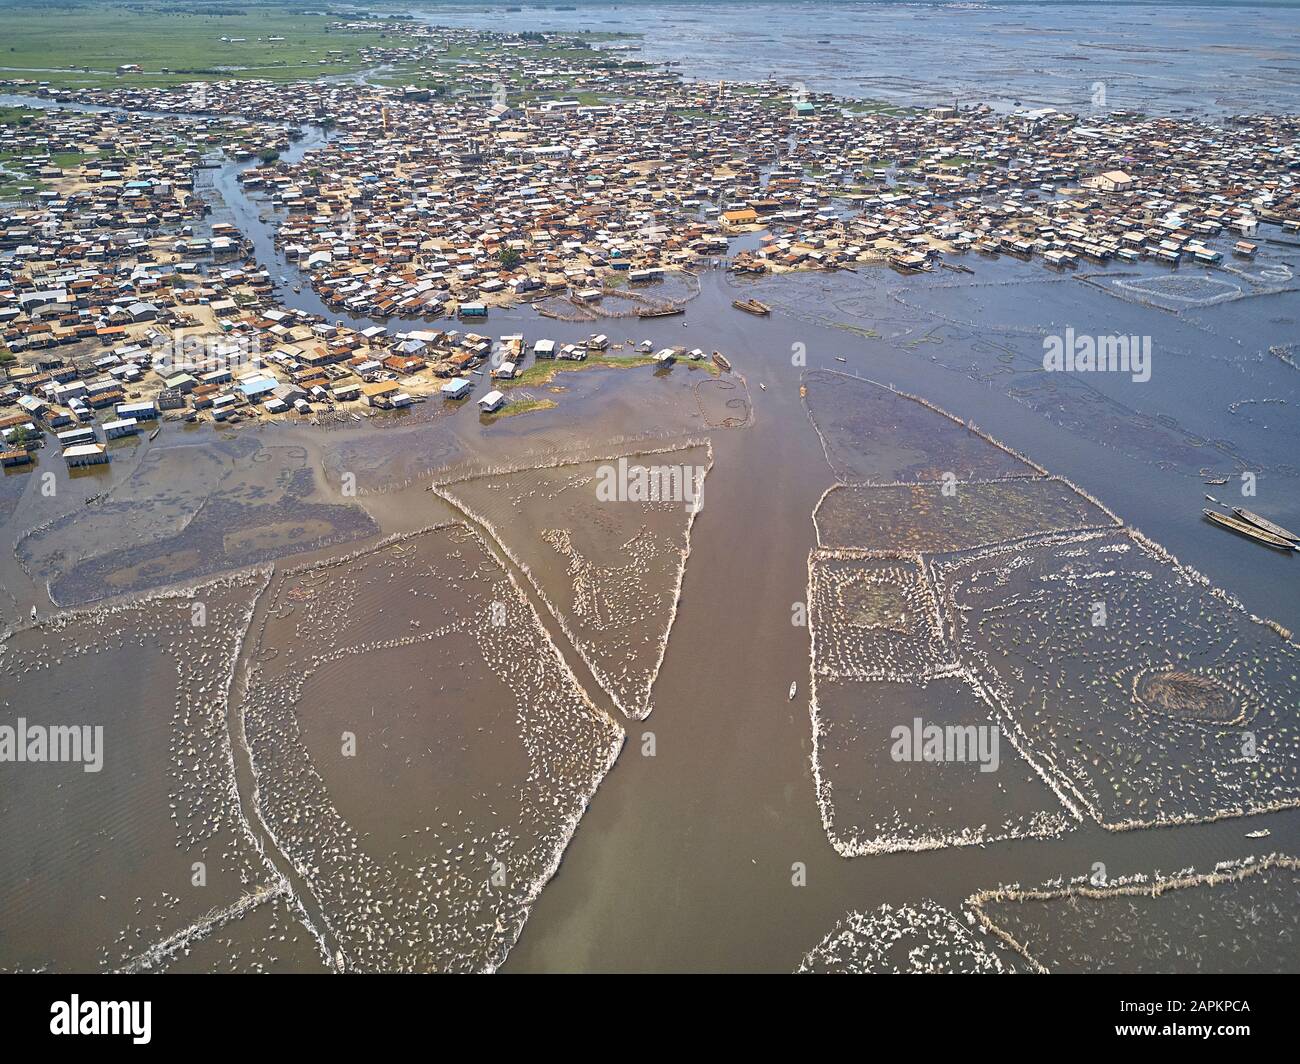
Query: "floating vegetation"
0 571 287 972
809 554 949 680
970 854 1300 973
154 891 333 974
241 524 623 972
798 900 1014 974
935 530 1300 829
803 369 1040 484
814 477 1116 554
436 443 712 720
802 371 1299 855
1133 668 1242 723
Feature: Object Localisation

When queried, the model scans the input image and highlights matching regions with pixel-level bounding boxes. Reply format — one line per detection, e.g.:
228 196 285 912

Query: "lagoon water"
2 3 1299 972
413 1 1300 116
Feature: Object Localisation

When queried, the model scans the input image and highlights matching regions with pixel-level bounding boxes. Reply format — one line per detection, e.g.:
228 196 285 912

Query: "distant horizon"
396 0 1300 8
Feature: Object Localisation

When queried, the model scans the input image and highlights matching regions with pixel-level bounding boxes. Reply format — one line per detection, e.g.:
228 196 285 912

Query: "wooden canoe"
1232 507 1300 543
1203 509 1297 550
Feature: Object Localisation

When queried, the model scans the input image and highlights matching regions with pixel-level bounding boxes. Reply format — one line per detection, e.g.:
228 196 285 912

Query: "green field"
0 1 380 88
0 3 640 92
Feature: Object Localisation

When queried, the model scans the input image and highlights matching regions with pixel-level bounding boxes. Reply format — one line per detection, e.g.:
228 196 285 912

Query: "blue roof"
238 377 277 397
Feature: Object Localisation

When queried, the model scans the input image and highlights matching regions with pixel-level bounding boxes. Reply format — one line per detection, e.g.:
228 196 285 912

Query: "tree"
497 247 522 269
0 349 14 380
257 148 280 165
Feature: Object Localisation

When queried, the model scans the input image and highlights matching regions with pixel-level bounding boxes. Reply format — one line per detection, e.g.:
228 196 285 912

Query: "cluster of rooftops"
2 21 1298 466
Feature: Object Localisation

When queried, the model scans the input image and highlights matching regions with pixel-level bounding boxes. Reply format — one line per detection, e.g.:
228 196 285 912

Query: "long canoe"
1203 509 1297 550
1233 507 1300 543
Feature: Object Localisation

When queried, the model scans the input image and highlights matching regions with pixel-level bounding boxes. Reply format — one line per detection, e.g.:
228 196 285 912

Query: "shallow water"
409 1 1300 116
3 9 1300 972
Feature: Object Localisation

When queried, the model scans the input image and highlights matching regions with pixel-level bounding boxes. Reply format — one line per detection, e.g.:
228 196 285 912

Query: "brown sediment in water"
236 523 623 972
801 371 1300 858
0 568 297 972
968 853 1300 974
434 441 713 721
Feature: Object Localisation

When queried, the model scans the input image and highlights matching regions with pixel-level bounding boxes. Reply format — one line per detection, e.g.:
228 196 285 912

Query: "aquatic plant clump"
803 369 1041 484
810 675 1075 856
808 553 950 679
806 550 1078 855
935 530 1300 829
970 854 1300 973
802 368 1297 856
436 443 712 720
797 899 1015 974
813 477 1116 554
240 524 624 972
155 891 334 974
0 571 290 972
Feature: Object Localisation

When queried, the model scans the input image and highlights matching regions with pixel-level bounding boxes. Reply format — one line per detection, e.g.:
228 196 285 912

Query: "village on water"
1 18 1297 472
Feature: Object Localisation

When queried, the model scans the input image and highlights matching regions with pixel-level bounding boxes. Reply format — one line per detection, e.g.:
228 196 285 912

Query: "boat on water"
711 352 732 372
788 681 797 701
148 428 160 441
1203 508 1298 550
637 305 683 318
30 605 37 621
732 298 771 316
759 382 766 391
835 355 847 363
1232 507 1300 543
1246 828 1271 838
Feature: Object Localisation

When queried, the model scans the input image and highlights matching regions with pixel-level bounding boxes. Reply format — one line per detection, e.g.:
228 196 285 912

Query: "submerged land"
0 0 1298 974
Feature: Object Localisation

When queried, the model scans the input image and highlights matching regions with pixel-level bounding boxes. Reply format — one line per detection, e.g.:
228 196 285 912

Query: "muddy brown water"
3 271 1298 969
2 94 1298 967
